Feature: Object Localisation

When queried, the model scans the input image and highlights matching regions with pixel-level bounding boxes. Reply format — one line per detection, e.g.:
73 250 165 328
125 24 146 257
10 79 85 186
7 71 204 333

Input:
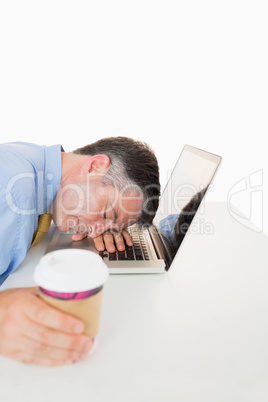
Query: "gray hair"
73 137 160 226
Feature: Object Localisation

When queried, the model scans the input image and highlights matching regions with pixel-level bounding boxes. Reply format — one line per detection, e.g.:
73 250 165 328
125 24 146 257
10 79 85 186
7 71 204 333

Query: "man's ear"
82 154 111 174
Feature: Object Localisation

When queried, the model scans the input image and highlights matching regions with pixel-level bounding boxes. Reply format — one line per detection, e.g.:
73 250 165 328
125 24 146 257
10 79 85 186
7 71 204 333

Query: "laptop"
45 145 222 273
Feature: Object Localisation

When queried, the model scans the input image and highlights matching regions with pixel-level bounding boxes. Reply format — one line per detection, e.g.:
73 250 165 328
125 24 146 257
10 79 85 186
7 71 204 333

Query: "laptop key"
99 251 109 259
126 246 135 260
126 252 135 260
109 252 117 260
118 251 127 260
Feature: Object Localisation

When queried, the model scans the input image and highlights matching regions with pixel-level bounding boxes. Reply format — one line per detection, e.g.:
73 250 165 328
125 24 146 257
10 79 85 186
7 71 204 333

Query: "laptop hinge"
148 225 174 270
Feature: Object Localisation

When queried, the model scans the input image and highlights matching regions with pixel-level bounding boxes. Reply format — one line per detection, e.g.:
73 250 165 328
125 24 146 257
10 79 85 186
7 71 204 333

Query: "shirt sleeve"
0 142 61 285
0 182 37 286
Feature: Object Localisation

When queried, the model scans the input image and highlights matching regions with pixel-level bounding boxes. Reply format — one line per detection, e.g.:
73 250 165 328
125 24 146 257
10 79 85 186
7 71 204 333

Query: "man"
0 137 160 366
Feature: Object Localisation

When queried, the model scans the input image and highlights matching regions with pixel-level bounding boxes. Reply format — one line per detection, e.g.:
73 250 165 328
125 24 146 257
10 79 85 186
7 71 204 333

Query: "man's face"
51 173 143 238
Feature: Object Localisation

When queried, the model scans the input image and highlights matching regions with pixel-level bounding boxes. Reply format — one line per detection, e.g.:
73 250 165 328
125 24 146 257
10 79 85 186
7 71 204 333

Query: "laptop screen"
153 145 222 255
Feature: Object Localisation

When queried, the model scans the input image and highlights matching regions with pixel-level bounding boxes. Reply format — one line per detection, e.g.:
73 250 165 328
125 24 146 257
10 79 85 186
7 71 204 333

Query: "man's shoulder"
0 142 45 163
1 141 62 215
0 143 39 187
0 143 39 207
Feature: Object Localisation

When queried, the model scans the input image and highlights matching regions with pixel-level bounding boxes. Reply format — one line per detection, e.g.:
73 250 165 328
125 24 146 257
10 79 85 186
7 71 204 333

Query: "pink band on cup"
39 286 102 300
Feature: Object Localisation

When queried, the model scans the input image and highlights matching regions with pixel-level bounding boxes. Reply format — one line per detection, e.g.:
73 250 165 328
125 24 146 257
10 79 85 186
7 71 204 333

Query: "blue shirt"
0 142 62 285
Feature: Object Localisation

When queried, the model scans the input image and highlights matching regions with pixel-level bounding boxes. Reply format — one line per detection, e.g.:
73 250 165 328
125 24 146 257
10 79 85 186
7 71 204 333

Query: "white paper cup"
34 249 109 339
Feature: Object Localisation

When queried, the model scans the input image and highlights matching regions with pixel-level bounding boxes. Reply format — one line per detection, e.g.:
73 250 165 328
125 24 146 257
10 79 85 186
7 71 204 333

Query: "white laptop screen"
153 145 221 252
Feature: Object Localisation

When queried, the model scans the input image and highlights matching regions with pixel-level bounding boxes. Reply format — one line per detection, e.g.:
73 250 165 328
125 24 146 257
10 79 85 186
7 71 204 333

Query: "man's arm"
0 187 32 285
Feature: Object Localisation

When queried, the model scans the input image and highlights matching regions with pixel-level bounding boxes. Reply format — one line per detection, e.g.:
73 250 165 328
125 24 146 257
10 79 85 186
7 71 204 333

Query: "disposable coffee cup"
34 249 109 340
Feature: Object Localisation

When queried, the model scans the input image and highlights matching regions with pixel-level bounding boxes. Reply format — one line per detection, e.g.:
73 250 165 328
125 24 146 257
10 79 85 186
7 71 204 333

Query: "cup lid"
34 249 109 292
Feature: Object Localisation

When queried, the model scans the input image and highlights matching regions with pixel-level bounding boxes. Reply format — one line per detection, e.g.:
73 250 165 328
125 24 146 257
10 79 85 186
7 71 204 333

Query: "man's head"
52 137 160 237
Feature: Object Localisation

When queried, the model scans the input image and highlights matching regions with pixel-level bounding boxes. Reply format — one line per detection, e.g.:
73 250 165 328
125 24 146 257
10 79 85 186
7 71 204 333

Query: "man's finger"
23 292 85 335
122 230 133 247
92 235 106 251
71 232 88 241
22 319 92 353
19 335 92 362
7 349 73 367
112 232 127 251
102 232 117 253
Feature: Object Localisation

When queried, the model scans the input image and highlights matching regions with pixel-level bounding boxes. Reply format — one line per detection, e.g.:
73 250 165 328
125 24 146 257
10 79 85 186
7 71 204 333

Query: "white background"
0 1 267 234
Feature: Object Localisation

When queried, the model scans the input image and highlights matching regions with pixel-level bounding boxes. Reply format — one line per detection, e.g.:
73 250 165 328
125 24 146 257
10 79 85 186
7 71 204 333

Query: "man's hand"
0 287 93 366
71 230 133 253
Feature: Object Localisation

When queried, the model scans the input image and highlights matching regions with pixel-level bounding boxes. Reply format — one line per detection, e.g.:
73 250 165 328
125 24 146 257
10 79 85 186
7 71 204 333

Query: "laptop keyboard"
99 226 150 261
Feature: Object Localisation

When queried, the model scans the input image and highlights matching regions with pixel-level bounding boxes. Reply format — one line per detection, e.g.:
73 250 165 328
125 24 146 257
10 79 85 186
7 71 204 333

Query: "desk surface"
1 202 268 402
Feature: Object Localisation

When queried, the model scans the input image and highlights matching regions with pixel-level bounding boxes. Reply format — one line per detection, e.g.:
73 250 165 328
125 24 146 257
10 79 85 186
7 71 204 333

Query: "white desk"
1 203 268 402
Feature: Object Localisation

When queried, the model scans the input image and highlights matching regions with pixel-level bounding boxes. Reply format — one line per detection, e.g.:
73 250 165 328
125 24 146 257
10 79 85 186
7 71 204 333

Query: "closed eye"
103 206 118 224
